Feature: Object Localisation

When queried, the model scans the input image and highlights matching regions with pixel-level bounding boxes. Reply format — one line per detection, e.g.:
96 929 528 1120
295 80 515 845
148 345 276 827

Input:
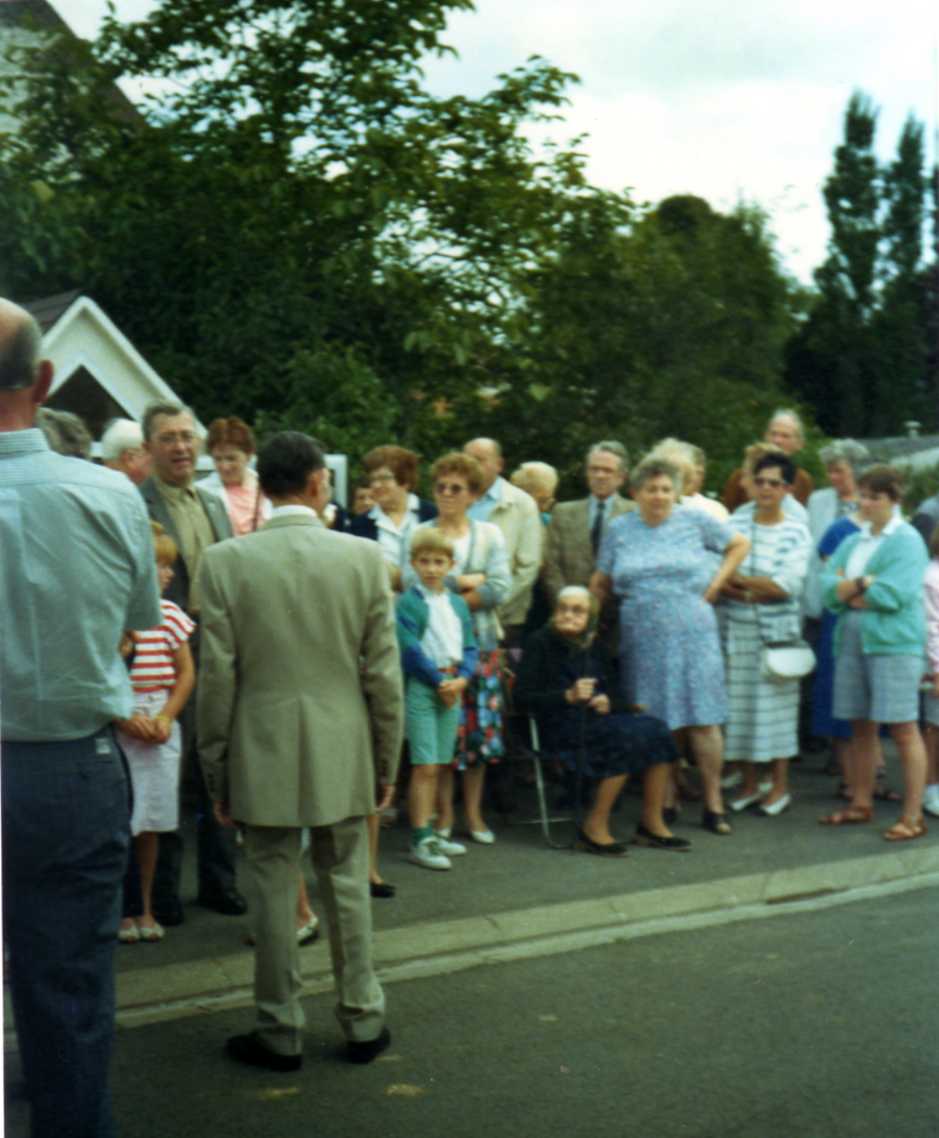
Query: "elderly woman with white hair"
591 457 750 835
804 439 868 618
722 409 815 512
510 460 558 523
100 417 152 484
515 586 685 853
649 438 727 521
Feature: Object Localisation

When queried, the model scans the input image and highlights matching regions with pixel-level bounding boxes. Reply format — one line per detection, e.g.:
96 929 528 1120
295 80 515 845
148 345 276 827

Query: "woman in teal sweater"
820 466 928 840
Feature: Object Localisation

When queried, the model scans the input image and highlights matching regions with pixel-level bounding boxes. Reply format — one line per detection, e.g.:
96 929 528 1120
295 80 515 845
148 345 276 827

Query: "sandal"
701 809 732 836
883 817 927 842
818 806 873 826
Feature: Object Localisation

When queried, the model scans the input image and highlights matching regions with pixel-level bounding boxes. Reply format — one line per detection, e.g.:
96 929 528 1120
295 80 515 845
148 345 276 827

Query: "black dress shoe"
369 881 396 899
226 1032 302 1072
345 1026 391 1064
575 829 628 857
152 898 185 927
197 886 247 916
631 824 691 852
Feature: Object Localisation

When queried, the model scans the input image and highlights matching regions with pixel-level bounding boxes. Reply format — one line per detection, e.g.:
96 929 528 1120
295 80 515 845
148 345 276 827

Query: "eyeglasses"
368 472 397 484
155 431 196 446
435 482 468 495
753 477 784 488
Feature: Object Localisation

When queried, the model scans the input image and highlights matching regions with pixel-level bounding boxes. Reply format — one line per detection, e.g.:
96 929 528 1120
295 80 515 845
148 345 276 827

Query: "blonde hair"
150 520 178 565
410 528 455 561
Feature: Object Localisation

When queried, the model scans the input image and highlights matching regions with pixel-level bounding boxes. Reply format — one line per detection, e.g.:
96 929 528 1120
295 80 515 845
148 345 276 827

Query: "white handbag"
761 641 816 682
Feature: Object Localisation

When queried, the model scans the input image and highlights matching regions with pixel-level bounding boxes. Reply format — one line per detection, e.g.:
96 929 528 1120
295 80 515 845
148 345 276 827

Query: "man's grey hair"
818 438 869 472
587 440 629 471
100 417 144 461
768 408 805 443
0 311 42 391
36 408 92 458
141 401 194 442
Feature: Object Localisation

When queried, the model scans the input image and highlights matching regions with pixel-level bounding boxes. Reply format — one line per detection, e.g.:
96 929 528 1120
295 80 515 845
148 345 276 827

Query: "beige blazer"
542 494 634 602
196 512 404 827
484 478 543 628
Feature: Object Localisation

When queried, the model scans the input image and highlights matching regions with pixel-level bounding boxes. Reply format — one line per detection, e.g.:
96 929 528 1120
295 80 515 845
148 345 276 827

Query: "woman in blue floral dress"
591 457 749 834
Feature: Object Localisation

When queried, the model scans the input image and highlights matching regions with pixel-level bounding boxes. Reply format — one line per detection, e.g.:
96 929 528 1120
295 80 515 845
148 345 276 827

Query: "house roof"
24 288 82 332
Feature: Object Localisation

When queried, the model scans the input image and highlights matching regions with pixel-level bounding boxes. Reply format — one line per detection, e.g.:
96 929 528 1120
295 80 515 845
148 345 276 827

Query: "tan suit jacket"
543 494 634 602
196 512 403 827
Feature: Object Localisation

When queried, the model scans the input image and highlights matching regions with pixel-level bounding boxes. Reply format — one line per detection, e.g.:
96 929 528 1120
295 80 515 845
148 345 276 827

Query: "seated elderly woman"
515 586 687 853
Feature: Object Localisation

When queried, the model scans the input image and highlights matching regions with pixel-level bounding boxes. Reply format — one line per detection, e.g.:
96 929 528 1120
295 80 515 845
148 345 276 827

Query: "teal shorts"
406 677 461 765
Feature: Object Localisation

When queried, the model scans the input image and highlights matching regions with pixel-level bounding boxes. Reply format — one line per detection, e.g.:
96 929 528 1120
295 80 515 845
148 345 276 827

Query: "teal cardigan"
395 586 478 688
821 521 927 656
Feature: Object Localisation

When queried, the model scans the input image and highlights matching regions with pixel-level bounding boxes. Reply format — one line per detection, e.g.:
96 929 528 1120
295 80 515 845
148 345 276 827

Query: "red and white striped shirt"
129 599 195 692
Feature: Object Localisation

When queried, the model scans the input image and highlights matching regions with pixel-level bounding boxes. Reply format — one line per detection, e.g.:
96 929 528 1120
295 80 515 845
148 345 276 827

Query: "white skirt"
117 689 181 835
723 613 800 762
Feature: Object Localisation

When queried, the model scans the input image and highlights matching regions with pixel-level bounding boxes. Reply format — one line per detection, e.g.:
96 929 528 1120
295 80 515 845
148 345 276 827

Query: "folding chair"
511 715 587 849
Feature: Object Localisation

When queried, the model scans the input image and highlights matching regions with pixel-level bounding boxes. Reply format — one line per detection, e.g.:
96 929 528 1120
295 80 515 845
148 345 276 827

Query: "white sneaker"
409 837 451 870
433 831 467 855
721 771 742 790
923 788 939 818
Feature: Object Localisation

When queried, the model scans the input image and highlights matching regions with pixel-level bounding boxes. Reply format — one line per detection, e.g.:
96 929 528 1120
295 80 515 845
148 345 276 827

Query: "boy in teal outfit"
396 529 478 869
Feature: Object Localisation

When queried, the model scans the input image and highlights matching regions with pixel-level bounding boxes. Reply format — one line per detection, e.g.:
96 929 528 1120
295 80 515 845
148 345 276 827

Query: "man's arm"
124 493 162 631
502 492 542 611
360 547 405 788
195 553 236 808
542 507 567 604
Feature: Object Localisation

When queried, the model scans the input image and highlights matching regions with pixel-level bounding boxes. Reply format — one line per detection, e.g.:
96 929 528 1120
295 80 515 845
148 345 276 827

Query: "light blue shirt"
1 429 161 741
467 476 503 523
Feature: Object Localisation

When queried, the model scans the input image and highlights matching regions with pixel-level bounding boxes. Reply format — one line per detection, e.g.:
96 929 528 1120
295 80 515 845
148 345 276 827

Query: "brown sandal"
883 817 927 842
818 806 873 826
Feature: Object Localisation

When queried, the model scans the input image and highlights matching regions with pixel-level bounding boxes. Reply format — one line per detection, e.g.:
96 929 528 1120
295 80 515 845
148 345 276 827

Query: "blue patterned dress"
597 507 733 730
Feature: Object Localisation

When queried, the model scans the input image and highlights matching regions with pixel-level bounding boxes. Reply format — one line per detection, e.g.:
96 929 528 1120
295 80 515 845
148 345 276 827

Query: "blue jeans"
2 729 131 1138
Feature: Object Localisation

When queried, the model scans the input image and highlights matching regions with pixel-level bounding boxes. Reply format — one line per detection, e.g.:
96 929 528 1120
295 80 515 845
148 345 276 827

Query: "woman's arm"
465 526 511 612
861 528 929 613
704 532 749 604
153 642 195 742
589 570 612 606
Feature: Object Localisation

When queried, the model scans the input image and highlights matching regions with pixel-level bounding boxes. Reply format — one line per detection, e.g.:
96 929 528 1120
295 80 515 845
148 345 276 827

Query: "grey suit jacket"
138 476 233 611
542 494 634 602
196 513 404 828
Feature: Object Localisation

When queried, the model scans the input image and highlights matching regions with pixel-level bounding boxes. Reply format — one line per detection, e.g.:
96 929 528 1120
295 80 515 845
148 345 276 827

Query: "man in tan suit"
197 431 403 1071
543 440 634 603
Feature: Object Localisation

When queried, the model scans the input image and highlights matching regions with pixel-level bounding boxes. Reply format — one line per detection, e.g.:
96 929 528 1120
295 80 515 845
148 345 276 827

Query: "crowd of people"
4 288 939 1122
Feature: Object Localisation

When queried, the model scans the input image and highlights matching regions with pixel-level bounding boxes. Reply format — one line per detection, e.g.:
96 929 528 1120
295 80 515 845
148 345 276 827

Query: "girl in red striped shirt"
116 523 195 943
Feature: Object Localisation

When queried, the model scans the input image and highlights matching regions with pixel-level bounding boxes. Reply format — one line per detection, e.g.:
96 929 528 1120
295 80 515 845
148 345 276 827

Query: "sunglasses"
753 477 784 488
435 482 468 495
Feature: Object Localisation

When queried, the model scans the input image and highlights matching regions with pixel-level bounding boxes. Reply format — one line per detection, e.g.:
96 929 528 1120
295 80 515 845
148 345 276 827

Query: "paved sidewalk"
103 757 939 1025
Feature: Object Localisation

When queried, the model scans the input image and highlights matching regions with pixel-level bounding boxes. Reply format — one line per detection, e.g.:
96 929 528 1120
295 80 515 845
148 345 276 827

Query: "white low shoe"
758 793 791 817
922 790 939 818
433 831 467 856
469 829 495 845
409 837 451 870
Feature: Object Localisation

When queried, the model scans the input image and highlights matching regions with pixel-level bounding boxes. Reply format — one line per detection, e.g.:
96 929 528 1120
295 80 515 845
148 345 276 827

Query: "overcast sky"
55 0 939 282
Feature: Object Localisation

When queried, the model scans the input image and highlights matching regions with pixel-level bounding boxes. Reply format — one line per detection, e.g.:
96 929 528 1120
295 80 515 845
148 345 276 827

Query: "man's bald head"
0 299 54 430
0 299 44 392
463 437 503 491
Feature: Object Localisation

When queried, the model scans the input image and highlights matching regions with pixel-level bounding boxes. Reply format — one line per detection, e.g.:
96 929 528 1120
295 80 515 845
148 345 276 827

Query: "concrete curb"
115 843 939 1027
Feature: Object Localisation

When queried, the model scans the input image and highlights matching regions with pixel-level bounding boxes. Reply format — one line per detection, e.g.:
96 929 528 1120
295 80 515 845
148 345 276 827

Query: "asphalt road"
7 884 937 1138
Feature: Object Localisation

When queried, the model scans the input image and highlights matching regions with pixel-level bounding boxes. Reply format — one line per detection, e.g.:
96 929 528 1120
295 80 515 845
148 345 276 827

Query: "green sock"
411 825 434 846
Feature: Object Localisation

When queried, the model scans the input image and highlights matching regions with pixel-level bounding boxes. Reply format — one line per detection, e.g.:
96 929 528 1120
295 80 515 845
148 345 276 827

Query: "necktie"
591 499 605 556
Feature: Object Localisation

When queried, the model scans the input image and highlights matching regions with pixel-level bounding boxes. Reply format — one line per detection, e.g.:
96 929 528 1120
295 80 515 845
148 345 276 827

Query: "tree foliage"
786 93 934 437
1 0 804 493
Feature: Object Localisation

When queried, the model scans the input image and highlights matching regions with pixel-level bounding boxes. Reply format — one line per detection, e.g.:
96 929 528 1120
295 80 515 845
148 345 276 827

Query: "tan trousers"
243 816 385 1056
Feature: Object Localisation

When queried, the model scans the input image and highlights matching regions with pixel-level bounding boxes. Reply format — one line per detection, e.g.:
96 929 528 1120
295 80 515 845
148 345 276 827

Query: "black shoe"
575 829 628 857
152 898 185 927
345 1026 391 1065
701 809 733 836
197 886 247 916
226 1032 302 1072
369 881 396 899
631 824 691 852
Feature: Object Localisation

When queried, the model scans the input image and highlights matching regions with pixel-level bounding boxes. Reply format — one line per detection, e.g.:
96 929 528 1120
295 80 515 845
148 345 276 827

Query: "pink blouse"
224 472 271 537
